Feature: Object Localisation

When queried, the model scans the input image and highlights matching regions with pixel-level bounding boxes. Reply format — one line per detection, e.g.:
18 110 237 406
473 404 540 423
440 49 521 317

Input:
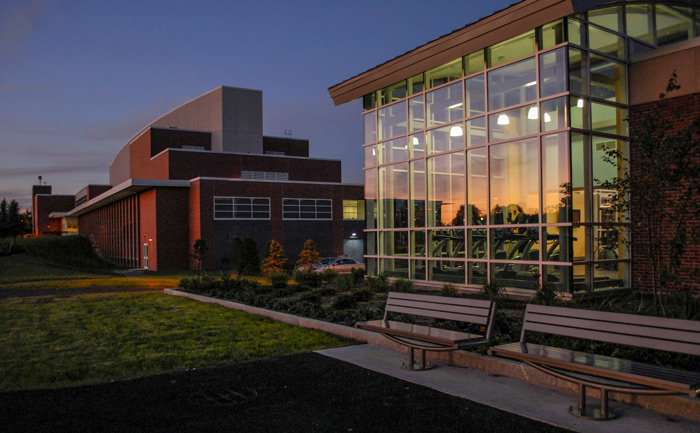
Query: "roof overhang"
67 179 190 217
328 0 621 106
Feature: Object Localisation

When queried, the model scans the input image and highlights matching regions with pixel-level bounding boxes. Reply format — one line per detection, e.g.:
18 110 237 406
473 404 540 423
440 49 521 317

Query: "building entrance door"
343 239 364 263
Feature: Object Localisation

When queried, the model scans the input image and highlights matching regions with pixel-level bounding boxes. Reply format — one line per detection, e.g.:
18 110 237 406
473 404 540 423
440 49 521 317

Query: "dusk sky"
1 0 514 211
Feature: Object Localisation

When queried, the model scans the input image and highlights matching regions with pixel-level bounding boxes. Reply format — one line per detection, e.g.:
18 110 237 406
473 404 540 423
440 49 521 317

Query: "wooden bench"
356 292 497 371
488 304 700 420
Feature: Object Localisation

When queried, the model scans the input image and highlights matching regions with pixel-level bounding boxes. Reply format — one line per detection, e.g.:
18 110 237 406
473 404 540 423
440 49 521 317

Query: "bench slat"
526 304 700 333
387 299 491 318
525 314 700 347
388 292 493 308
490 342 700 393
387 305 490 325
524 321 700 356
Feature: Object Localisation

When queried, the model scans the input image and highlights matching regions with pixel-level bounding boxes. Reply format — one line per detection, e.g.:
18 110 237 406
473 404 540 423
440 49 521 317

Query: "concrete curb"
164 289 700 423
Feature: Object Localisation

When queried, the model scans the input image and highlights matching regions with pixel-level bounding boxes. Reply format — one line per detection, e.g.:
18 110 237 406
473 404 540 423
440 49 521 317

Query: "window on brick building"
343 200 366 220
283 198 332 220
214 197 270 220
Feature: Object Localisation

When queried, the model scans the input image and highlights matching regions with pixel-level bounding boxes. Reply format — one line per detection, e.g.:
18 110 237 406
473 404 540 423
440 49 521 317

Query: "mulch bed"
0 352 572 433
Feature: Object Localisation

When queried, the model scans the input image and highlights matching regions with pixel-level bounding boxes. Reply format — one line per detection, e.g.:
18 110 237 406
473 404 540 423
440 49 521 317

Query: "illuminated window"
214 197 270 220
343 200 365 220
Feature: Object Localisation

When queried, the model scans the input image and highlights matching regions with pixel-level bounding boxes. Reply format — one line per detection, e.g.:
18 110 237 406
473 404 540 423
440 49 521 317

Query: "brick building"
329 0 700 295
33 86 364 271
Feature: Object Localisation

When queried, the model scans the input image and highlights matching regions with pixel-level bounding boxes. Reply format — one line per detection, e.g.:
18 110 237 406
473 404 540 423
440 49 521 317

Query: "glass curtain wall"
361 3 700 293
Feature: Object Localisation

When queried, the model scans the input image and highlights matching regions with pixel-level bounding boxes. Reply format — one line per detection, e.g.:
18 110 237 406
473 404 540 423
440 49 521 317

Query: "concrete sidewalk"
318 344 699 433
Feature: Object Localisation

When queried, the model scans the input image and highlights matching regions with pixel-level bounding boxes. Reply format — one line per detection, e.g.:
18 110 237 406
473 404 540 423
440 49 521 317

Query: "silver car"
312 257 365 274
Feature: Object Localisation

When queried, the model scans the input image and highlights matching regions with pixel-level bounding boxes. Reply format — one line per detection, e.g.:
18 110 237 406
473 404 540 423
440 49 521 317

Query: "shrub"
17 235 111 269
351 267 366 286
261 240 288 274
320 268 339 283
299 291 322 304
479 282 504 305
530 273 559 306
332 294 357 310
440 283 460 297
352 289 374 302
391 278 416 293
178 275 217 294
334 274 354 292
364 275 389 293
296 239 321 271
269 272 289 289
293 270 322 288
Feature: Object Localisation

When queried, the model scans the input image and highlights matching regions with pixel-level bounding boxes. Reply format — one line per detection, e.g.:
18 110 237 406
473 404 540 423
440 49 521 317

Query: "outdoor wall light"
497 114 510 125
449 125 463 137
527 107 539 119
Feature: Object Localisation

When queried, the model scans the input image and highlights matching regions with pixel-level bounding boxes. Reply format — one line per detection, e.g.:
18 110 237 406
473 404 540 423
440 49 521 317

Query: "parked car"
311 257 365 274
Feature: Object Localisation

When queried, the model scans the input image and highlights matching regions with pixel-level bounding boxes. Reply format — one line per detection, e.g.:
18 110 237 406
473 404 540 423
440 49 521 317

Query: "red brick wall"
139 190 157 270
33 195 75 235
629 92 700 293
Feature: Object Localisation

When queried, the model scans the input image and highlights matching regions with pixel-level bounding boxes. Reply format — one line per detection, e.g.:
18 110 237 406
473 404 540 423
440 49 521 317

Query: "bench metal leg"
402 348 434 371
568 384 617 420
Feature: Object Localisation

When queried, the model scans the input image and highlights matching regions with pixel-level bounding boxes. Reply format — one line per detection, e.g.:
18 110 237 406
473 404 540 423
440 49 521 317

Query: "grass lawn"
0 292 353 391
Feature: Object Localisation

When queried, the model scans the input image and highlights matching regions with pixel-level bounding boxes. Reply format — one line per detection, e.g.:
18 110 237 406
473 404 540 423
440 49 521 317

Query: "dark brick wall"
628 92 700 293
262 136 309 157
33 194 75 235
155 187 190 270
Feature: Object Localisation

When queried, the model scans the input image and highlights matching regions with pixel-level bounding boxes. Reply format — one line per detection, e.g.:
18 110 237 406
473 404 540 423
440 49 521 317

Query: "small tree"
601 72 700 313
240 238 260 275
296 239 321 271
192 238 209 274
261 240 287 274
0 199 24 254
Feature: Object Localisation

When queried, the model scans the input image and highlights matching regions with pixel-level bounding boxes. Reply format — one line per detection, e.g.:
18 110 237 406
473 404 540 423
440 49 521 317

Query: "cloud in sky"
0 0 48 59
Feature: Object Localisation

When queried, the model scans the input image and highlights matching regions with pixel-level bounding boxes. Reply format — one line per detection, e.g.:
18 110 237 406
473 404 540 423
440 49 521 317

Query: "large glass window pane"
487 30 536 67
411 259 426 280
543 264 573 293
541 97 567 132
467 228 487 259
590 54 626 104
570 96 589 129
491 226 540 261
626 4 654 44
409 133 425 158
411 231 426 257
488 58 537 111
540 48 566 97
567 19 586 47
569 48 589 95
428 259 465 284
410 160 426 228
490 138 539 224
380 258 408 278
379 163 409 229
426 82 463 127
379 138 408 164
364 145 377 168
363 111 376 144
589 25 625 59
489 104 539 142
467 147 488 225
544 227 572 262
428 152 465 227
571 133 587 224
427 123 465 154
468 261 488 286
366 231 376 255
409 96 425 132
591 102 627 136
366 258 377 276
380 231 409 256
465 74 485 116
464 50 485 75
425 58 462 88
540 20 565 50
408 73 424 95
588 6 622 32
592 137 626 216
491 259 538 289
363 93 376 111
542 133 570 223
379 80 407 105
656 5 696 46
428 229 465 258
466 117 486 147
365 169 378 229
378 101 407 140
593 261 628 290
